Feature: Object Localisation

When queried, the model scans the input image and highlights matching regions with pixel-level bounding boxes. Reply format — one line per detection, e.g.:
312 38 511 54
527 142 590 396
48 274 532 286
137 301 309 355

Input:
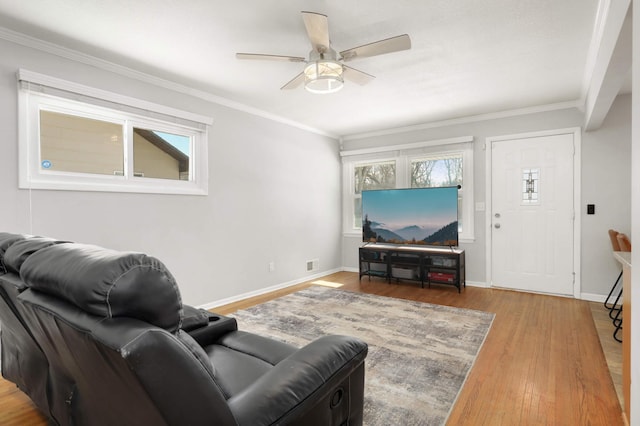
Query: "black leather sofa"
0 233 62 417
0 233 368 425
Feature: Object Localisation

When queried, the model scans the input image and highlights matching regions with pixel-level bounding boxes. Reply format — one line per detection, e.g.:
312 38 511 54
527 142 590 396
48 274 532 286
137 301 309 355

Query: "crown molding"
0 25 585 142
341 100 582 141
340 135 473 157
0 26 338 140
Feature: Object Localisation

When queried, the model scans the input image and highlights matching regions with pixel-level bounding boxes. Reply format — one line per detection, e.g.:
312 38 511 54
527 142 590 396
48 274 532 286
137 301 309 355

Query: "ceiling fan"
236 11 411 94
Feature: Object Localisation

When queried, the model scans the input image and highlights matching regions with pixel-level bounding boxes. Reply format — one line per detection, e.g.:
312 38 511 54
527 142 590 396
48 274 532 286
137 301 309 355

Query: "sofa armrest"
181 305 211 331
185 311 238 346
227 335 368 426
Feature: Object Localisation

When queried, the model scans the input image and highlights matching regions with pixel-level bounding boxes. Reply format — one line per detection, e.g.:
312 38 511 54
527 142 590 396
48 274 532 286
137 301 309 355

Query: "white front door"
490 132 575 295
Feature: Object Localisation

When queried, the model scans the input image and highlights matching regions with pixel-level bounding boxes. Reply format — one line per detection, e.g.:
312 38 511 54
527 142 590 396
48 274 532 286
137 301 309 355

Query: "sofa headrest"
3 236 66 275
20 243 183 332
0 233 29 274
0 233 28 254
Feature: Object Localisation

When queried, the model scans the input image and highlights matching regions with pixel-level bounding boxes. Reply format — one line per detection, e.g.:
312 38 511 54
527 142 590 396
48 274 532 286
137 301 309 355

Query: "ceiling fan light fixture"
304 60 344 94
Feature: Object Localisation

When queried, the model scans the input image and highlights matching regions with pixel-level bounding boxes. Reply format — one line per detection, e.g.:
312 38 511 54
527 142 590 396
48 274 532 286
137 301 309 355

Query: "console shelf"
359 244 465 292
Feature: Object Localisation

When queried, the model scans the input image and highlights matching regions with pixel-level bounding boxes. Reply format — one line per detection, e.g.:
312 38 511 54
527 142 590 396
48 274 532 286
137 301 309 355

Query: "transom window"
18 70 210 195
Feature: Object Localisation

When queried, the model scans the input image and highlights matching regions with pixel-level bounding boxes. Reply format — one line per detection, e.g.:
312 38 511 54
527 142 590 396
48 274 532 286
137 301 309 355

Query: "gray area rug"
230 286 494 426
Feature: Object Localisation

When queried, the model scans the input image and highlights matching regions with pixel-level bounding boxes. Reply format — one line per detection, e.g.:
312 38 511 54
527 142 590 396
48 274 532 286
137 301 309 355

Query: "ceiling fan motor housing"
304 48 344 93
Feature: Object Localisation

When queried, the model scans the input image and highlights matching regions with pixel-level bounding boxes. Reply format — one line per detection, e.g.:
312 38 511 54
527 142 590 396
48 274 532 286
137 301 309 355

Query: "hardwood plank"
0 271 623 425
590 301 624 406
0 380 47 424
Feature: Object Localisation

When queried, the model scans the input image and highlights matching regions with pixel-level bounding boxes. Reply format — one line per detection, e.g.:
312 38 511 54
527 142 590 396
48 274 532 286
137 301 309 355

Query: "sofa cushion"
3 236 68 277
0 233 29 274
204 330 297 398
0 232 28 252
20 243 183 332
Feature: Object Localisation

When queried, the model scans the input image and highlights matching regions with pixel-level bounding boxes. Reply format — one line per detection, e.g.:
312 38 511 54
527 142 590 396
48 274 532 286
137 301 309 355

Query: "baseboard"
201 271 575 311
580 292 608 303
465 280 488 288
199 267 343 310
465 283 607 301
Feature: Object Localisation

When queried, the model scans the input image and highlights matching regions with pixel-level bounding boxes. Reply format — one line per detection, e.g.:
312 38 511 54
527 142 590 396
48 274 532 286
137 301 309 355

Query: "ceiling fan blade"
340 34 411 62
302 11 330 53
343 66 375 85
280 72 305 90
236 53 305 62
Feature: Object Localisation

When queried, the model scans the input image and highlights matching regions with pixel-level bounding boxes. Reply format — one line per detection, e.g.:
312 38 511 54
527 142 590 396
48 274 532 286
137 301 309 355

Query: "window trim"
17 69 211 195
341 136 475 242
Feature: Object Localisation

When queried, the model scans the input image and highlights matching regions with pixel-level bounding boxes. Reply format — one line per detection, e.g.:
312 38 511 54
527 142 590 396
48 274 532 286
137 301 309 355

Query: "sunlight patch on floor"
310 280 344 288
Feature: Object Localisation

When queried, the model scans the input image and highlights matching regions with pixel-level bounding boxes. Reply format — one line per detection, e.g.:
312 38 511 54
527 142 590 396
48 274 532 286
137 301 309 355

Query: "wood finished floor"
590 301 624 408
0 272 624 425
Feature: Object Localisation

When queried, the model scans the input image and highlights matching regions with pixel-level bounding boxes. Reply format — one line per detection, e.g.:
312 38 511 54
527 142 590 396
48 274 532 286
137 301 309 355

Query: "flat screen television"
362 186 459 247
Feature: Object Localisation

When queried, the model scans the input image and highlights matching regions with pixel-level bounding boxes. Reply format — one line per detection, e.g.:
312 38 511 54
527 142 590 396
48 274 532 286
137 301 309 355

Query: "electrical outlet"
268 262 275 272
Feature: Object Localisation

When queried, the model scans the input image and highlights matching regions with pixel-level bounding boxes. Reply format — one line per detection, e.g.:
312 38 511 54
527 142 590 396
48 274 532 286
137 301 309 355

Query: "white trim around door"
485 127 581 298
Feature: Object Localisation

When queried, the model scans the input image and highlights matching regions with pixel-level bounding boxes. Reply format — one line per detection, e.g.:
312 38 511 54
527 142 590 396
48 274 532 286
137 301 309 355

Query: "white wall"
342 99 632 298
0 34 631 307
0 38 341 307
582 94 631 296
629 3 640 422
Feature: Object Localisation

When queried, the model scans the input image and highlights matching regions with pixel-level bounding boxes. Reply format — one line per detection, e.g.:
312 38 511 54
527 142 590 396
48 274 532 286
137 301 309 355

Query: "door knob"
494 223 501 229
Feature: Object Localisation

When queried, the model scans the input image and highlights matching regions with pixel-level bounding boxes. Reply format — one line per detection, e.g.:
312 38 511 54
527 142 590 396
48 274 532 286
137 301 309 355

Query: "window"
410 153 465 233
18 69 211 195
521 168 540 205
342 136 475 242
39 110 125 177
352 161 396 228
410 154 462 188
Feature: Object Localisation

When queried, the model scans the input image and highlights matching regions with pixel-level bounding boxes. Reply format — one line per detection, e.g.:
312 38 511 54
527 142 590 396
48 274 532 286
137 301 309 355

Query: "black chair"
2 236 368 425
0 233 67 419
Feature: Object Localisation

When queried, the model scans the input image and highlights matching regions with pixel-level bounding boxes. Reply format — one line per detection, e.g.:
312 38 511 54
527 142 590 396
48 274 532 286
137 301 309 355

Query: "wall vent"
306 259 319 272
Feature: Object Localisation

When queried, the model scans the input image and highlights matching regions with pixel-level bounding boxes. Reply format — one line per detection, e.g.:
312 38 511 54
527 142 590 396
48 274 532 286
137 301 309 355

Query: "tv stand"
359 244 465 292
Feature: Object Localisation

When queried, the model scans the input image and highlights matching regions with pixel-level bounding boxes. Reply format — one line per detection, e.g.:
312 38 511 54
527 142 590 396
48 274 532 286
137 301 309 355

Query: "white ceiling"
0 1 619 137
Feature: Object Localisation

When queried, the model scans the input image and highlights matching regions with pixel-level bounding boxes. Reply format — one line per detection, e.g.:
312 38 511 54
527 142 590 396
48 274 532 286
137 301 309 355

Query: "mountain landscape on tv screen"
363 217 458 246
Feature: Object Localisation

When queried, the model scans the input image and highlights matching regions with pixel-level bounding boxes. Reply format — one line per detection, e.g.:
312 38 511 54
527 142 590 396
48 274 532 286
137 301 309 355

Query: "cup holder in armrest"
187 314 238 346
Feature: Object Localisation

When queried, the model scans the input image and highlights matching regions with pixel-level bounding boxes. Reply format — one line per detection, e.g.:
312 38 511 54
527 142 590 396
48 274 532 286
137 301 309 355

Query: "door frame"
484 127 582 298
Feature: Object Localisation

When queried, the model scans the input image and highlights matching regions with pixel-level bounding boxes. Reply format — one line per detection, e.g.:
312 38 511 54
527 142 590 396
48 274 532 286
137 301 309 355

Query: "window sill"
20 174 208 196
